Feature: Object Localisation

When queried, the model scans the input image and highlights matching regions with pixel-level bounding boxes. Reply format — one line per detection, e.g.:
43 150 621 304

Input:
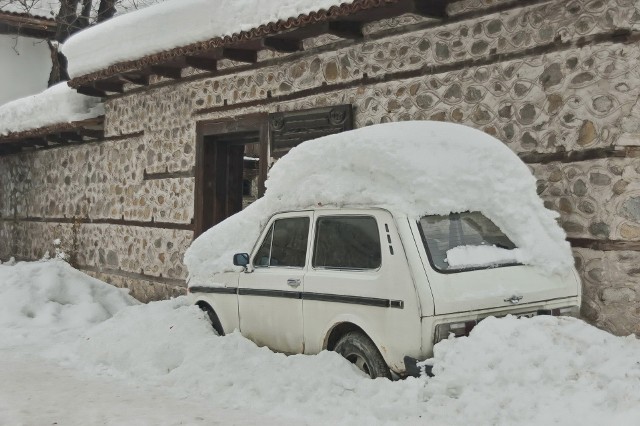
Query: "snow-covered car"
185 121 582 379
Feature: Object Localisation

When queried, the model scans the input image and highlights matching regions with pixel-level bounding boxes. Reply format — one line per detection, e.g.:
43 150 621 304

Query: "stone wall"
0 0 638 333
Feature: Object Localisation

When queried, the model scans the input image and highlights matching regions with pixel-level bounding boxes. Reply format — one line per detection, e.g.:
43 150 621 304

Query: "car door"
238 211 312 354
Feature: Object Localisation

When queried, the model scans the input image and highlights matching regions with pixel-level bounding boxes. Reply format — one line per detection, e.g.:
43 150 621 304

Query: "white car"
185 121 581 379
188 206 581 379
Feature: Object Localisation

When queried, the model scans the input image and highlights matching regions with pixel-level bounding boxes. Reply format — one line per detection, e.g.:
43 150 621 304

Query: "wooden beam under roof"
413 0 448 18
76 85 106 97
263 36 304 53
77 128 105 140
327 21 364 39
59 132 84 142
185 55 218 72
222 47 258 63
151 65 183 79
94 79 125 94
120 72 151 86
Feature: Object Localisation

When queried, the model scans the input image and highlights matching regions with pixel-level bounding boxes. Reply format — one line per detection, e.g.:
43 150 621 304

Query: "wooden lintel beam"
412 0 448 18
263 36 303 53
327 21 364 39
222 48 258 63
151 65 183 79
23 138 48 148
94 80 124 93
77 128 105 139
76 85 106 97
60 132 84 142
45 133 67 144
185 56 218 72
120 73 150 86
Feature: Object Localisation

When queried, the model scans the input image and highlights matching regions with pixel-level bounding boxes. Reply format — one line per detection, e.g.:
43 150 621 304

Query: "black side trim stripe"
304 292 404 309
189 287 404 309
238 288 302 299
189 286 237 295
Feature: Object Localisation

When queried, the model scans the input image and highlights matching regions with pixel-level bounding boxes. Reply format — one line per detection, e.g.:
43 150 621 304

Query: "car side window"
312 216 381 270
253 217 310 268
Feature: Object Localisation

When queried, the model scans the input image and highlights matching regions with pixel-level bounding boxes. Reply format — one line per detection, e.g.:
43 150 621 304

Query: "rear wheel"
334 331 390 379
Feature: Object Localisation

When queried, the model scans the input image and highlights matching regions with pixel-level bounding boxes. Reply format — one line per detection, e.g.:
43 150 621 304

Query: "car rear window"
417 212 518 273
312 216 381 270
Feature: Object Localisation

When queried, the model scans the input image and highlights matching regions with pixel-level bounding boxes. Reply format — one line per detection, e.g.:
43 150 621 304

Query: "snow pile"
0 82 104 136
46 295 640 425
446 245 524 269
1 261 639 424
62 0 354 78
421 316 640 425
186 121 573 284
0 259 137 343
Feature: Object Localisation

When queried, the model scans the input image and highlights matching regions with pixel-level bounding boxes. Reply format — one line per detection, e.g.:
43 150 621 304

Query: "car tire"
198 304 225 336
334 331 391 379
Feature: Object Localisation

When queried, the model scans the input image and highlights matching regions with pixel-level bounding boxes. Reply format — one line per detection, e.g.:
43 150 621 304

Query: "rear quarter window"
312 216 381 270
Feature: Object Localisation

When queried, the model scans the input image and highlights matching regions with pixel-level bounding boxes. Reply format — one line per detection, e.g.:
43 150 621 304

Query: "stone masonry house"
0 0 639 336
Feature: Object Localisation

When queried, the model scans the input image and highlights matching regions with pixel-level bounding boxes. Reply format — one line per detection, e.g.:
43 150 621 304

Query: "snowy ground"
1 259 639 425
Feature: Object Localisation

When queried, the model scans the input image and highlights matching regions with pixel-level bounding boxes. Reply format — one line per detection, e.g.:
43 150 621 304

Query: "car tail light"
434 320 477 344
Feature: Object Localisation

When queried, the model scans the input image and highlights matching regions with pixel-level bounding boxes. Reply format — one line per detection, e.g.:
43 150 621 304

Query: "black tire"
198 304 225 336
334 331 391 379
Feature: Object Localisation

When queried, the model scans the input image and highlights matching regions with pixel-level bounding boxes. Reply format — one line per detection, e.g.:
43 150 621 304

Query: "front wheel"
334 331 391 379
197 303 225 336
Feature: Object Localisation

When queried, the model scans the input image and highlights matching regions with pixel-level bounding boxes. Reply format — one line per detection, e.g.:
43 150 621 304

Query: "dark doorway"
194 105 353 238
194 115 268 237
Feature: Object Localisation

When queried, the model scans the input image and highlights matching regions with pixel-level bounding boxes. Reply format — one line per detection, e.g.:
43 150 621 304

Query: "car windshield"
417 212 519 272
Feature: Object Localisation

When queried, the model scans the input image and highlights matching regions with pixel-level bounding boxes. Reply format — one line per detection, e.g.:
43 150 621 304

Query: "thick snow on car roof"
185 121 573 283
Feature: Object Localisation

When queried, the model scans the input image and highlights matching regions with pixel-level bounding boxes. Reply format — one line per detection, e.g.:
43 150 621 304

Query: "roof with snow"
0 82 105 155
62 0 447 95
185 121 574 283
0 9 56 38
0 1 58 19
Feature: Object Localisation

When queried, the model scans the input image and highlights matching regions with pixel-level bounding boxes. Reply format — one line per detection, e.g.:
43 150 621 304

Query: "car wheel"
334 331 391 379
198 304 225 336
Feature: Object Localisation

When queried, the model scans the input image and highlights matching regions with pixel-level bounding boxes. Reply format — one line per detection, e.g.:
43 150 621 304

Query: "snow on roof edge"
0 82 104 137
62 0 386 82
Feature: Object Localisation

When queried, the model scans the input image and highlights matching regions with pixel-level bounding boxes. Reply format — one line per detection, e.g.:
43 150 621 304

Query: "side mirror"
233 253 250 267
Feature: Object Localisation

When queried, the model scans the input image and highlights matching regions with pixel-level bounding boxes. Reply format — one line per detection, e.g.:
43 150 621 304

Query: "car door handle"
287 278 301 288
504 295 523 304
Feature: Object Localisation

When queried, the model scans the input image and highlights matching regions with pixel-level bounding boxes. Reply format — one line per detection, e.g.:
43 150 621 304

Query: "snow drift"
0 82 104 136
0 259 136 343
54 297 640 425
1 261 638 425
185 121 573 284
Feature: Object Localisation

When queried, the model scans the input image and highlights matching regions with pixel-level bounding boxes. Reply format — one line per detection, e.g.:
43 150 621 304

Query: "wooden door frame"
194 113 269 238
